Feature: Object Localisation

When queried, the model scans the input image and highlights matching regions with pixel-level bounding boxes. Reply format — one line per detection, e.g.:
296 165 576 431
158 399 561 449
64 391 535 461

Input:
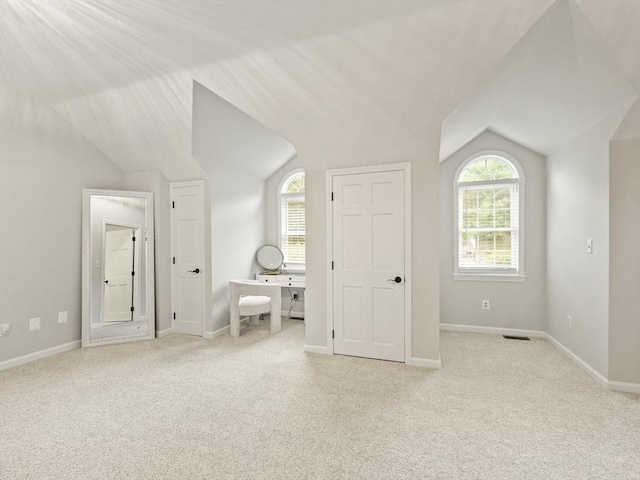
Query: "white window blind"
281 194 305 263
458 181 519 272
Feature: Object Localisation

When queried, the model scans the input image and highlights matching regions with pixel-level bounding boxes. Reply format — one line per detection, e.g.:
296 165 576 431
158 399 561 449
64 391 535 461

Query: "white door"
171 181 204 336
104 227 134 323
332 169 406 362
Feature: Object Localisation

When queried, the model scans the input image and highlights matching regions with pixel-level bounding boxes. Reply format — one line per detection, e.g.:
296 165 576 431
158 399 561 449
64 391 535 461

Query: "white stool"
229 280 281 337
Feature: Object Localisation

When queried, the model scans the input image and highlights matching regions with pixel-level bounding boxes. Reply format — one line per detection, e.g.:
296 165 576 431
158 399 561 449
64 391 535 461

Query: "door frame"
326 162 412 363
170 180 206 336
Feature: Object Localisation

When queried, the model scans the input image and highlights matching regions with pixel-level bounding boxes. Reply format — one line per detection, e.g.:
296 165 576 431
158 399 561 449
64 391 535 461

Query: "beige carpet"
1 318 638 480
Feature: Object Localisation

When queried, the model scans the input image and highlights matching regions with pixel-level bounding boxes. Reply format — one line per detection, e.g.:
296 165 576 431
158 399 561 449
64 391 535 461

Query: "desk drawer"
256 274 278 283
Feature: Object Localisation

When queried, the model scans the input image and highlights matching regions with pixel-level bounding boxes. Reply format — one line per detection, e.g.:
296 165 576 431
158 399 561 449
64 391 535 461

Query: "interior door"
104 226 134 323
332 169 406 362
171 182 204 336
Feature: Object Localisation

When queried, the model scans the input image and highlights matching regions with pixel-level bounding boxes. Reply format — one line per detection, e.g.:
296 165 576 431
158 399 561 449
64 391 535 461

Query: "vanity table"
256 272 305 288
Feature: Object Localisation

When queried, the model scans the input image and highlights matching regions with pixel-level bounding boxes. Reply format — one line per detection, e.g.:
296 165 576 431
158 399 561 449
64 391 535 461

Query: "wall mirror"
82 189 155 347
256 245 284 271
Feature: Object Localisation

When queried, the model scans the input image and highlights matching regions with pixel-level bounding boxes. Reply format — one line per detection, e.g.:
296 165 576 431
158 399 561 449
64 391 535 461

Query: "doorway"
327 163 412 363
171 180 205 336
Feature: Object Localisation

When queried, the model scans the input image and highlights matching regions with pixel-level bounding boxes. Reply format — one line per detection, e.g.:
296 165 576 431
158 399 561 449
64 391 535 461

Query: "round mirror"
256 245 284 270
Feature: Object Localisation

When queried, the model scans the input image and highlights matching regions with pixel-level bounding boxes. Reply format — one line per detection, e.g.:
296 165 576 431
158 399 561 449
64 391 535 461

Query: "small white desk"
256 272 305 288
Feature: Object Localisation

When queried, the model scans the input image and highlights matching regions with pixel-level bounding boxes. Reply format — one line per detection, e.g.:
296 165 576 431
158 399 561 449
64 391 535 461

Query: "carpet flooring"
1 318 638 480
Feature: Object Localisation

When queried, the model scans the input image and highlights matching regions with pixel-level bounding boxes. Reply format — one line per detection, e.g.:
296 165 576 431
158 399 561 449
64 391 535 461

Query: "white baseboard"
204 318 249 339
440 323 546 338
0 340 81 371
155 327 173 338
304 344 331 355
607 381 640 394
408 356 442 369
545 333 608 388
282 310 305 319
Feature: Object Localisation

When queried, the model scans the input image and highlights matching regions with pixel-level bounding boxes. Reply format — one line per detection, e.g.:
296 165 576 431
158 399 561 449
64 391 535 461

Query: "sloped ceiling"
1 1 638 180
192 81 296 180
440 0 638 161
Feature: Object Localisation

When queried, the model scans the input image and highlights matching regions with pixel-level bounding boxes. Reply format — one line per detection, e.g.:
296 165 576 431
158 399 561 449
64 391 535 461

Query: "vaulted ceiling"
1 0 638 180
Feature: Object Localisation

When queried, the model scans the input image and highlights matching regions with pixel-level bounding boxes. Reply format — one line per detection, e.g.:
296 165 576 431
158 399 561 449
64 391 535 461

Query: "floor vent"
503 335 531 341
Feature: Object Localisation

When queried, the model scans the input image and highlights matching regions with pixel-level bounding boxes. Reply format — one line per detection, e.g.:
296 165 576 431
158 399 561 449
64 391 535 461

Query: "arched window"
454 153 524 279
279 170 305 266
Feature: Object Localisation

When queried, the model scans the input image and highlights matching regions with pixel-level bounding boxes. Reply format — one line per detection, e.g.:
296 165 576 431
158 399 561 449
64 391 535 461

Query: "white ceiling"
192 81 296 180
0 0 439 103
440 0 638 161
1 1 638 180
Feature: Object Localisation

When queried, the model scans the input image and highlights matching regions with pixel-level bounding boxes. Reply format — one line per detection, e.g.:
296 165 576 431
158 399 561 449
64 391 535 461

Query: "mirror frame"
82 189 155 347
256 244 284 271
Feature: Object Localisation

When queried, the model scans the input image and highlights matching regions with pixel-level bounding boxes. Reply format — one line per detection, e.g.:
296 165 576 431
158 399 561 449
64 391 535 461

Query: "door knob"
104 280 109 284
188 268 200 274
387 276 402 283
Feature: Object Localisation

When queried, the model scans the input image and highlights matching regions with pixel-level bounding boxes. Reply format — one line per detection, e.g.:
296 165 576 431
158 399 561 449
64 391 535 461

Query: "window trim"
278 168 305 270
452 151 526 281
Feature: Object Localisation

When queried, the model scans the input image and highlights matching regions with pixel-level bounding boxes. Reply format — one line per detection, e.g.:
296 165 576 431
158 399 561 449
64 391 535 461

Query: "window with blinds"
456 155 522 275
280 171 305 264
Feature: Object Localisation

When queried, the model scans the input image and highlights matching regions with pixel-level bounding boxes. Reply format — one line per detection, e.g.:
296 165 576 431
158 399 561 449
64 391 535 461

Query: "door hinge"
331 192 334 201
172 201 175 208
173 257 175 264
132 236 136 242
332 330 334 339
331 261 334 270
131 307 135 312
173 312 176 320
131 271 135 276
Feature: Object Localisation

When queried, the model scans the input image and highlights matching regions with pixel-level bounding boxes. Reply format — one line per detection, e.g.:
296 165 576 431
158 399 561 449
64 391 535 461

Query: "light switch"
587 239 593 254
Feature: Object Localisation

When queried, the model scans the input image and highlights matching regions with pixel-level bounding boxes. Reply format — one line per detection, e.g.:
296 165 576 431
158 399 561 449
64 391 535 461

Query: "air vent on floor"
503 335 531 341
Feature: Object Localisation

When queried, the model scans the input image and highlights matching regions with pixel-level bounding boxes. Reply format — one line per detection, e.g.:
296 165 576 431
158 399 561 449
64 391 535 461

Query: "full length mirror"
82 189 155 347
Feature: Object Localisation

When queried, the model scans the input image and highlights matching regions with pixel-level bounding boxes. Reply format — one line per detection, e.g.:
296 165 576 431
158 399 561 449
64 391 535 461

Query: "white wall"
124 170 172 333
0 88 124 363
546 105 630 378
439 130 547 331
608 138 640 385
265 156 305 318
207 164 265 332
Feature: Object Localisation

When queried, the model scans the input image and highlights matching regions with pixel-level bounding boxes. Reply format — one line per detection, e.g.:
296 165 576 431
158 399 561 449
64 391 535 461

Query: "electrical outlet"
567 314 572 328
482 300 490 310
58 311 68 324
292 290 299 301
29 317 41 331
0 323 9 337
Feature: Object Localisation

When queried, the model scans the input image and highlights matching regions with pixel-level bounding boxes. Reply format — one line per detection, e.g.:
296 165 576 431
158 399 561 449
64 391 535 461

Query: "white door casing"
328 164 412 363
104 226 134 323
171 181 205 336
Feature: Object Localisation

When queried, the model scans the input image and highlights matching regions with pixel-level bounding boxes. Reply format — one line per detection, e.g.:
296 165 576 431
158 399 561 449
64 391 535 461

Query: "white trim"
408 356 442 369
304 344 332 355
453 274 526 282
607 381 640 394
204 318 250 339
545 333 608 388
282 310 305 319
440 323 546 338
326 162 412 363
278 168 306 267
0 341 81 371
452 151 525 279
155 327 174 338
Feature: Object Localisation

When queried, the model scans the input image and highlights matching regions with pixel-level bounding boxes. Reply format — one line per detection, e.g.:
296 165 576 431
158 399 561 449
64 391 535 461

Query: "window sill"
453 273 526 283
